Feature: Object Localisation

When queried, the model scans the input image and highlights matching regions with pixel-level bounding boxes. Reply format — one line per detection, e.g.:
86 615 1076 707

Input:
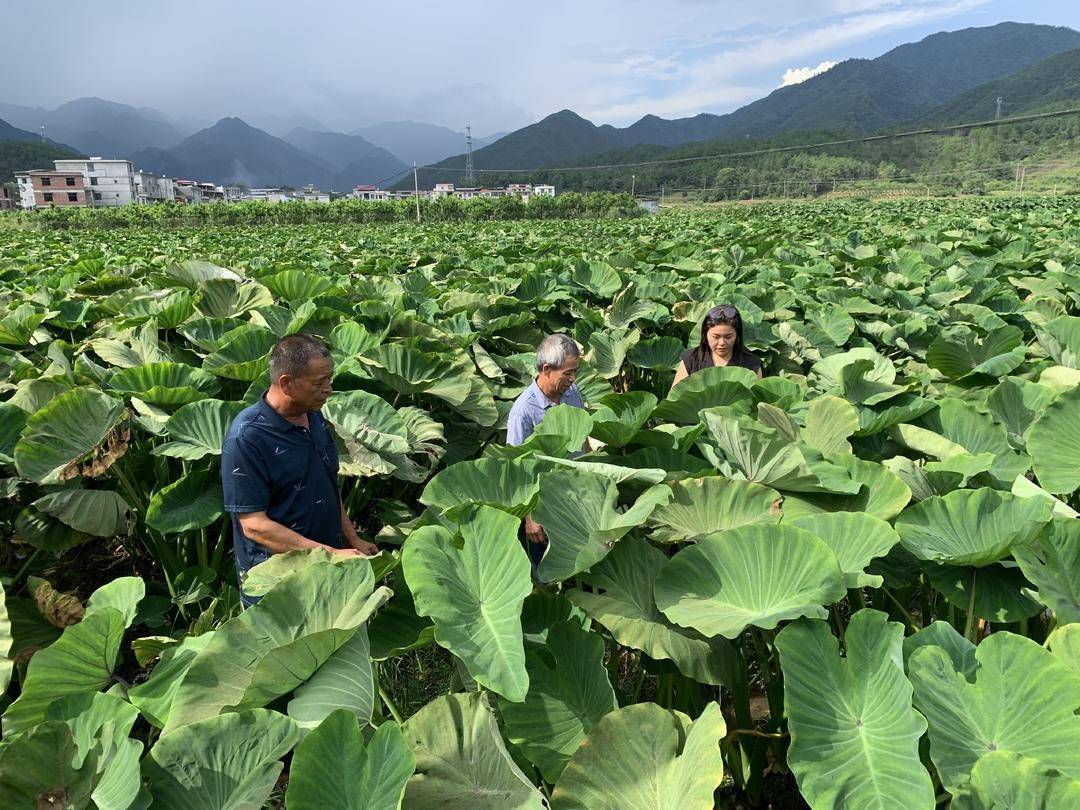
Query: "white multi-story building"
134 171 176 204
352 184 389 201
533 184 555 197
53 158 136 207
432 182 455 198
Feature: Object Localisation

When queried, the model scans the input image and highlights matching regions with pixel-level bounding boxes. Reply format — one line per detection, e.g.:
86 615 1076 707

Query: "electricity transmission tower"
995 97 1003 120
464 125 477 187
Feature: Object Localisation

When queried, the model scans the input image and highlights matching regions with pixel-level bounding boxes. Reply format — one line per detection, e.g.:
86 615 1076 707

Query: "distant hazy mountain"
917 46 1080 124
0 97 188 158
283 128 408 186
411 22 1080 183
251 113 331 138
130 118 339 188
352 121 504 166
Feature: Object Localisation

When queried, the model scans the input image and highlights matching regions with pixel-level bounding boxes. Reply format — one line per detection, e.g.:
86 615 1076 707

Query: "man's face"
539 354 579 396
281 356 333 411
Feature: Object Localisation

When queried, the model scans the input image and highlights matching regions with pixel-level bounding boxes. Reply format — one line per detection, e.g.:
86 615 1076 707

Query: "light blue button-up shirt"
506 379 585 446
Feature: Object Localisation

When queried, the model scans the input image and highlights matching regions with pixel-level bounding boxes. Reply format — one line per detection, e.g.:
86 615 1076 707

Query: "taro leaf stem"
963 566 978 643
378 676 404 725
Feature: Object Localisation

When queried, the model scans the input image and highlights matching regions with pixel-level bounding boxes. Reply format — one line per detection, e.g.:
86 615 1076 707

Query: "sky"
4 0 1079 136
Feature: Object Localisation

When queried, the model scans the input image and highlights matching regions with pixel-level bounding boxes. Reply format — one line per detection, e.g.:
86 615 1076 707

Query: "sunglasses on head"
708 305 739 319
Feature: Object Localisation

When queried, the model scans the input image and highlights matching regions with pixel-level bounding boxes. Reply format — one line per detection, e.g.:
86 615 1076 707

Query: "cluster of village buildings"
2 157 556 211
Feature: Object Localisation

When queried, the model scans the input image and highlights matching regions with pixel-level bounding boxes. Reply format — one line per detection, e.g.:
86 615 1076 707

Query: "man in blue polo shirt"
507 333 589 567
222 333 378 606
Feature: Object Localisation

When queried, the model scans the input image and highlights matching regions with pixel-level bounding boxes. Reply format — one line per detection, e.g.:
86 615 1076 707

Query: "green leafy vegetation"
0 196 1077 806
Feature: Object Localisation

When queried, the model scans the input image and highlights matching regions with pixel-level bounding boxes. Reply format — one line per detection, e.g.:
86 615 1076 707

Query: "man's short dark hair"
268 334 331 384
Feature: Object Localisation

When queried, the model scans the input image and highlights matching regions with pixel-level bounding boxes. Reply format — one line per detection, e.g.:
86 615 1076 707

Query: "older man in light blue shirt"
507 333 589 564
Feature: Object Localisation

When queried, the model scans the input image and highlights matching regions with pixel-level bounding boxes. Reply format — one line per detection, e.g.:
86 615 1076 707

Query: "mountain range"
2 21 1079 190
411 22 1080 184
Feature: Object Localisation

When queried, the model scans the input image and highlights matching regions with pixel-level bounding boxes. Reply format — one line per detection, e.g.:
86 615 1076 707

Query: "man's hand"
329 547 362 557
347 536 380 556
524 515 547 546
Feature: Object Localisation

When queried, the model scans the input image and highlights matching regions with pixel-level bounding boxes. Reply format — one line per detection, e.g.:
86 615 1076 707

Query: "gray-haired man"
222 334 378 606
506 333 590 559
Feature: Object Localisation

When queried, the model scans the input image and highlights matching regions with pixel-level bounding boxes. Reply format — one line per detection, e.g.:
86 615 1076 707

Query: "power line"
411 107 1080 176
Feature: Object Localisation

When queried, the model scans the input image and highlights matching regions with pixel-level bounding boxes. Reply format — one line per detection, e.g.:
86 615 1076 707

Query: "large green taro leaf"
323 389 415 477
359 343 471 406
107 361 220 408
261 268 335 302
162 557 382 733
194 278 274 319
654 524 846 639
572 260 622 299
789 512 900 588
153 399 245 460
285 711 414 810
0 721 95 808
802 395 859 455
287 588 390 730
420 457 542 520
202 326 276 381
402 506 532 702
567 536 737 686
926 325 1026 380
586 328 639 378
1013 517 1080 624
401 692 546 809
589 391 656 448
909 632 1080 793
13 386 126 484
776 610 934 809
1027 386 1080 495
43 692 143 810
146 468 224 534
924 561 1043 623
499 621 618 783
894 488 1052 566
916 399 1030 488
32 489 132 538
950 750 1080 810
550 702 726 810
812 347 896 393
534 468 671 582
1 606 128 735
702 410 860 495
166 260 242 287
652 366 756 424
143 709 299 810
647 476 782 543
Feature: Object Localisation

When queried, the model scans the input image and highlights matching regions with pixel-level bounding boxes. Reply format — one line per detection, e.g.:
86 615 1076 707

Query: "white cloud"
780 61 838 87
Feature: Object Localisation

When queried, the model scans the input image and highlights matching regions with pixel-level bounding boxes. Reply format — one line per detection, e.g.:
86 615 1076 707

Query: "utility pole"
413 163 421 223
995 96 1003 120
660 185 665 207
1018 165 1026 193
630 174 636 196
464 125 476 187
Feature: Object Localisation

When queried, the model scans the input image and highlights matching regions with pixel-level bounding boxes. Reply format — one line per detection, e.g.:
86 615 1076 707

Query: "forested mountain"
130 118 339 188
0 118 83 182
408 22 1080 187
918 46 1080 124
283 128 408 186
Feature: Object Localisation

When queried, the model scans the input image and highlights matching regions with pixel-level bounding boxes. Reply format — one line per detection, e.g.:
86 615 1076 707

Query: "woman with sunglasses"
672 304 763 388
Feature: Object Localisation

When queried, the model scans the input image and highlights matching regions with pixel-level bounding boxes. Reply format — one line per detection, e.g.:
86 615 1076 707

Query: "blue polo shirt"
506 380 585 446
221 396 342 591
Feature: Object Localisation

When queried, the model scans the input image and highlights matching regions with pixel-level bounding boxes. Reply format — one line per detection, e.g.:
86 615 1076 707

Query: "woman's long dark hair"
691 304 746 366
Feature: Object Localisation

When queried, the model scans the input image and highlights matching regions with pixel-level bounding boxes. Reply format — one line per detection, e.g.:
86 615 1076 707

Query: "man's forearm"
340 501 359 541
239 514 326 554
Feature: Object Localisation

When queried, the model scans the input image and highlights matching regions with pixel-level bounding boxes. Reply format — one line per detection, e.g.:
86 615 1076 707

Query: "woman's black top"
681 347 763 375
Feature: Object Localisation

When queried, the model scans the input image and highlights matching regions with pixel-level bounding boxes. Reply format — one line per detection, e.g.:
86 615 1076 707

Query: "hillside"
0 118 83 182
918 46 1080 124
130 118 338 188
283 128 408 186
0 97 187 157
407 22 1080 186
